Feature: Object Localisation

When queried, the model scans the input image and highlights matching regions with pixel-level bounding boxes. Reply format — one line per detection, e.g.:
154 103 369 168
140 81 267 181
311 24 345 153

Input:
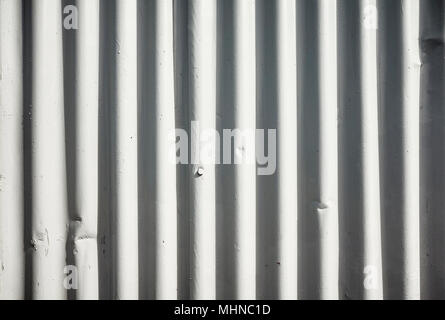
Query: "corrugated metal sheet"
0 0 444 300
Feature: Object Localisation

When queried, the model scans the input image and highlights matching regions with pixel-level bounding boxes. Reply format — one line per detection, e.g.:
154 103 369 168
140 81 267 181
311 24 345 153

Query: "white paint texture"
114 0 139 300
276 0 298 299
73 0 100 300
31 0 68 300
153 0 178 299
0 0 24 300
317 0 339 300
188 0 217 300
0 0 444 300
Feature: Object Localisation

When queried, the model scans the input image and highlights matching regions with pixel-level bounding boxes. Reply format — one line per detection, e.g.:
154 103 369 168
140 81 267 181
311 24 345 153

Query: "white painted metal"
114 0 139 299
31 0 68 300
74 0 99 300
188 0 217 300
400 0 421 300
0 0 442 301
317 0 339 300
154 0 178 300
276 0 298 300
0 0 24 300
231 0 257 300
360 0 383 300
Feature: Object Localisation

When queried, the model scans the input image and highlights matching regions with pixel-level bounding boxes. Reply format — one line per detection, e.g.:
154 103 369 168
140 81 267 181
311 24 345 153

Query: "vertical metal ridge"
360 0 383 300
399 0 421 299
232 0 257 300
0 0 24 300
276 0 298 300
188 0 217 299
114 0 139 299
419 0 445 299
31 0 68 300
154 0 178 300
379 0 421 300
317 0 339 300
74 0 100 300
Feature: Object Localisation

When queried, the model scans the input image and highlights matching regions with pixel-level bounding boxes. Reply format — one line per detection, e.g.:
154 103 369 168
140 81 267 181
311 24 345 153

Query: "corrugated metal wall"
0 0 444 300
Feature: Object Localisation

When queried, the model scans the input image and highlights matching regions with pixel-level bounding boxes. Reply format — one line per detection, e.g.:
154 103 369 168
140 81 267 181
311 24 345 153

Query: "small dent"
312 201 329 214
195 167 204 177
